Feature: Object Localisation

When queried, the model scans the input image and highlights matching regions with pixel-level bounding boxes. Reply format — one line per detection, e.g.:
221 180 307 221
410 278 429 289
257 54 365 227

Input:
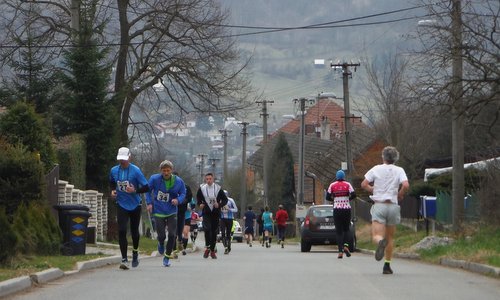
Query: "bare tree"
357 53 448 178
413 0 500 154
0 0 256 145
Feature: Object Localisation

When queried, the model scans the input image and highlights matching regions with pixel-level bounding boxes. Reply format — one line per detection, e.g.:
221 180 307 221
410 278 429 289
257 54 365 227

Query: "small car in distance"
300 204 356 252
216 220 244 243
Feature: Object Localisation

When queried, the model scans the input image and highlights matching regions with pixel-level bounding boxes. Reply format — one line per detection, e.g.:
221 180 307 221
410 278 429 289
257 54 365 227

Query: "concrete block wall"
57 180 108 241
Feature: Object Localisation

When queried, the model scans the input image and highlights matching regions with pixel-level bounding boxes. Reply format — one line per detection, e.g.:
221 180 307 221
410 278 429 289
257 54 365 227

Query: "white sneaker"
119 259 130 270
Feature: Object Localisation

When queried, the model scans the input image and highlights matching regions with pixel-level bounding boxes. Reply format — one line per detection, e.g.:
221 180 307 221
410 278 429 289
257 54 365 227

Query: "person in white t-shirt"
361 146 409 275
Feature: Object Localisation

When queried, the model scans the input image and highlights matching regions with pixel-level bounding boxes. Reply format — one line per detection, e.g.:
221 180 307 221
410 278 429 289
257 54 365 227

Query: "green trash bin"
53 205 91 255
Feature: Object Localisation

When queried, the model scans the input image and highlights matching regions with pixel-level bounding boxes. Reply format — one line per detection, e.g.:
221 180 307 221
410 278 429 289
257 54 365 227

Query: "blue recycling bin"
420 196 436 219
53 204 91 255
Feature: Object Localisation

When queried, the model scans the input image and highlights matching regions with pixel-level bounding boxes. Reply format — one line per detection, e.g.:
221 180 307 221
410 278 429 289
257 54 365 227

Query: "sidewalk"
0 242 200 298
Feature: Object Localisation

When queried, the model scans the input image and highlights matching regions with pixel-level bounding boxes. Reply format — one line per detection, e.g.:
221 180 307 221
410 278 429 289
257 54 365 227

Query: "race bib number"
221 205 229 212
208 197 216 205
157 191 170 202
117 181 129 192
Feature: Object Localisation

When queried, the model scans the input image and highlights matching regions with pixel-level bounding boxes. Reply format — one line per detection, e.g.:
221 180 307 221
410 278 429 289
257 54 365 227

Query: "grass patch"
355 220 500 268
418 227 500 267
0 253 109 282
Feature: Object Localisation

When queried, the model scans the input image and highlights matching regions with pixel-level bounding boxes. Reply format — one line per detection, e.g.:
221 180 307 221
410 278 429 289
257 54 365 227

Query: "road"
8 239 500 300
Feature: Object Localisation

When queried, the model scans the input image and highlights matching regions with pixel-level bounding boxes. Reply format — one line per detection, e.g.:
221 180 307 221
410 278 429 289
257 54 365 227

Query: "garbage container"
53 204 91 255
419 196 436 218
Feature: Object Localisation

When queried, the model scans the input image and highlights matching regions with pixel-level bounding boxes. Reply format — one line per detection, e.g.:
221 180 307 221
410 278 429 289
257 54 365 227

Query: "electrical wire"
0 4 431 49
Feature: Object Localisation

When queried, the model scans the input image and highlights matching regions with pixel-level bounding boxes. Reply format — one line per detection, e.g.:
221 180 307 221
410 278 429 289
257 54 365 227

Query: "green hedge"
55 134 86 189
12 202 61 255
0 139 45 216
0 208 17 264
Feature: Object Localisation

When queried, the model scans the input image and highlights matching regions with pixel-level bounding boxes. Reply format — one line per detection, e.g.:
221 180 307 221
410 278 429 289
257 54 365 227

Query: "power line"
0 4 432 49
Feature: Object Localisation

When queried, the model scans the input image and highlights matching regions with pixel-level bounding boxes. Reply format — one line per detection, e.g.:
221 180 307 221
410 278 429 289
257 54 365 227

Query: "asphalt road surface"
8 238 500 300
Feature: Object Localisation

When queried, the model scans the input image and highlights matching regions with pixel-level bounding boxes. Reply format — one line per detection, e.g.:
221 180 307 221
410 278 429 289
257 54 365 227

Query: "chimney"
320 116 331 140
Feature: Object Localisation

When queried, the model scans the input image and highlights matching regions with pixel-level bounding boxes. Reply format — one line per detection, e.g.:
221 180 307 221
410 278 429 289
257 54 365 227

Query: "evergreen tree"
268 133 295 212
0 4 57 116
53 2 118 190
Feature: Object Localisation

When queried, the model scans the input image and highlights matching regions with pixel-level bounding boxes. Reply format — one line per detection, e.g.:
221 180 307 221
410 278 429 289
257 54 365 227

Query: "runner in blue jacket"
146 160 186 267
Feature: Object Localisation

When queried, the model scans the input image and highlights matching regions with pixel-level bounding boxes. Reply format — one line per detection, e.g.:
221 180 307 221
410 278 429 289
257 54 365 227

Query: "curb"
76 255 122 271
440 258 500 277
30 268 64 284
0 276 32 298
359 248 499 277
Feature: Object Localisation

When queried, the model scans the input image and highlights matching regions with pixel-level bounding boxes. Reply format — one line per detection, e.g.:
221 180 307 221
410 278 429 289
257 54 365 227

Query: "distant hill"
220 0 425 115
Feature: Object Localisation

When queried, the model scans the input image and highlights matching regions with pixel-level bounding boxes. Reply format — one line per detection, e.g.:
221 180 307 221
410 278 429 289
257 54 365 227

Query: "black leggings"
117 205 141 259
203 215 220 251
220 218 233 249
333 208 351 252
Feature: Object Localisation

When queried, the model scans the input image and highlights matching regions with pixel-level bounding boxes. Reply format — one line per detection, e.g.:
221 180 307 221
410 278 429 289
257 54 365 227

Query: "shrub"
12 202 61 255
0 101 57 172
0 207 17 264
0 139 45 217
55 134 86 189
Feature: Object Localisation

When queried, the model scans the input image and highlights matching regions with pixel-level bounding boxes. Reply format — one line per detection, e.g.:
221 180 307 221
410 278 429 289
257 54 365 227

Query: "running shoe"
210 250 217 259
182 249 187 256
119 259 130 270
224 248 229 255
375 239 387 261
157 242 165 255
383 262 393 274
131 251 139 268
203 248 210 258
338 251 343 259
163 256 171 267
343 244 351 257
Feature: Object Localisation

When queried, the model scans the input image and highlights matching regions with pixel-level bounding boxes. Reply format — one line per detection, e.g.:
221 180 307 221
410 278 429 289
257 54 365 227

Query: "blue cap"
336 170 345 180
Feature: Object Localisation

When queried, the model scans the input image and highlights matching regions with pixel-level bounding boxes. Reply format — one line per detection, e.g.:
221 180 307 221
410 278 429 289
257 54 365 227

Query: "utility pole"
451 0 464 233
70 0 80 34
208 157 220 178
239 122 249 212
257 100 274 206
197 153 207 186
219 129 232 184
294 98 314 205
330 62 361 180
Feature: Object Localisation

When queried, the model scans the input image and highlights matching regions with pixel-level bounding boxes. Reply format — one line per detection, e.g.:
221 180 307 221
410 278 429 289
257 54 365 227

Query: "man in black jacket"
196 173 228 259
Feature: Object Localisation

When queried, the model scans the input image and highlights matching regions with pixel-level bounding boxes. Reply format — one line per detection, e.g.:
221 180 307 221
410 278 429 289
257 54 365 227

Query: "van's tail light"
304 216 310 228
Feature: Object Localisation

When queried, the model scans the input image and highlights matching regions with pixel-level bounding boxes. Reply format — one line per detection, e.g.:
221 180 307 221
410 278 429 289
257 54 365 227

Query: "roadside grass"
355 220 500 267
0 253 109 282
418 226 500 267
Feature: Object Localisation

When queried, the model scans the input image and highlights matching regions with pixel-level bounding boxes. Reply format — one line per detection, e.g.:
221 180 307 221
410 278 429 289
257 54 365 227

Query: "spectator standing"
146 160 187 267
326 170 356 258
109 147 149 270
196 173 228 259
275 204 289 249
220 190 238 254
243 206 256 247
361 146 409 275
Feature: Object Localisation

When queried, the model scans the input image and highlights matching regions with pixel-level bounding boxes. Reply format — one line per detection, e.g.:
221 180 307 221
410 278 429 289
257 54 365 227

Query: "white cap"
116 147 130 160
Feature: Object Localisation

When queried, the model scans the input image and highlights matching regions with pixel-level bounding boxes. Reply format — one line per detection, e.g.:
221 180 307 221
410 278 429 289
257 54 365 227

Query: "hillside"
220 0 425 115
